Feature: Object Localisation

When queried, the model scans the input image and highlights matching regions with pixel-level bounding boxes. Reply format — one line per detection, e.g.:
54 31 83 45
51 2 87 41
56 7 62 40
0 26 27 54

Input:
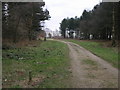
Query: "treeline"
60 2 119 41
2 2 50 44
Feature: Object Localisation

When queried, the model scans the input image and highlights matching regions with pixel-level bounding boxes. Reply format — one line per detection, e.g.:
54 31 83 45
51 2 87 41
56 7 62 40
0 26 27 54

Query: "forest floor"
54 39 118 88
2 40 71 88
2 39 118 88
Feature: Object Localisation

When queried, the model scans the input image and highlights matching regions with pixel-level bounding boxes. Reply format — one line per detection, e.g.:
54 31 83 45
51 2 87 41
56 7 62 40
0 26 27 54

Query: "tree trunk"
13 15 21 43
111 2 116 47
29 3 33 41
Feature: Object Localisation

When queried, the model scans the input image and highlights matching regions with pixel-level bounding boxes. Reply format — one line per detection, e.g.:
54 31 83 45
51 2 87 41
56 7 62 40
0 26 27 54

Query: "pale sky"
44 0 102 31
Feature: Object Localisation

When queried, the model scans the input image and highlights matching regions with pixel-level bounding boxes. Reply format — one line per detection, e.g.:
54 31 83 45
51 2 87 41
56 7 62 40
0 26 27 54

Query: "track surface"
58 40 118 88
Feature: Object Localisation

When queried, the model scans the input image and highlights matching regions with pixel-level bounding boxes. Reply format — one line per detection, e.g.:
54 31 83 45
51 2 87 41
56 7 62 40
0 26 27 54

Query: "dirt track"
57 40 118 88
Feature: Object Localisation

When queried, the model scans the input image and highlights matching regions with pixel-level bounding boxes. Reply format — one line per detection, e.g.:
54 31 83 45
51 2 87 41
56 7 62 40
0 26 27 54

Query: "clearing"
2 39 118 88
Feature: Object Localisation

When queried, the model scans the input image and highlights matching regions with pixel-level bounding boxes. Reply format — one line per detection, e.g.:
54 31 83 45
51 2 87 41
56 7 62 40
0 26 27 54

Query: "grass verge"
2 40 71 88
64 39 118 68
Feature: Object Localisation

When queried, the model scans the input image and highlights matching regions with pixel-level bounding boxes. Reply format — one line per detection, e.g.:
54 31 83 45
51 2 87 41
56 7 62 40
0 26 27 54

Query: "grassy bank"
3 40 71 88
64 39 118 68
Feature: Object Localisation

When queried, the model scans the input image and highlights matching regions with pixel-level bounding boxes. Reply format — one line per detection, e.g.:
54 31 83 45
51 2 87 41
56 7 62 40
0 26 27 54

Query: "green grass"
82 59 97 66
82 59 98 70
64 39 118 68
2 40 71 88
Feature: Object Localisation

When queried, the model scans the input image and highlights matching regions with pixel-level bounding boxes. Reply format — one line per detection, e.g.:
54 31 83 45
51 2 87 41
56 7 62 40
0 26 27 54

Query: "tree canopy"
60 2 119 42
2 2 50 43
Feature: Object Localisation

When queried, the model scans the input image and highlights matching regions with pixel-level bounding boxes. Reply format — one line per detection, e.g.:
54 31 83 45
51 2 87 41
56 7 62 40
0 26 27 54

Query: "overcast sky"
44 0 102 31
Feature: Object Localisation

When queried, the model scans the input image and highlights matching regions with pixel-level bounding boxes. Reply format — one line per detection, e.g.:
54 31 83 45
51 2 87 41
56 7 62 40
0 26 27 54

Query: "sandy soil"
56 40 118 88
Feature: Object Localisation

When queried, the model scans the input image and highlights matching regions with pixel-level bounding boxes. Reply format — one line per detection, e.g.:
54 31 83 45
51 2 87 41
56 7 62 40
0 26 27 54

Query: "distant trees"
2 2 50 44
60 17 80 38
60 18 68 38
60 2 119 44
